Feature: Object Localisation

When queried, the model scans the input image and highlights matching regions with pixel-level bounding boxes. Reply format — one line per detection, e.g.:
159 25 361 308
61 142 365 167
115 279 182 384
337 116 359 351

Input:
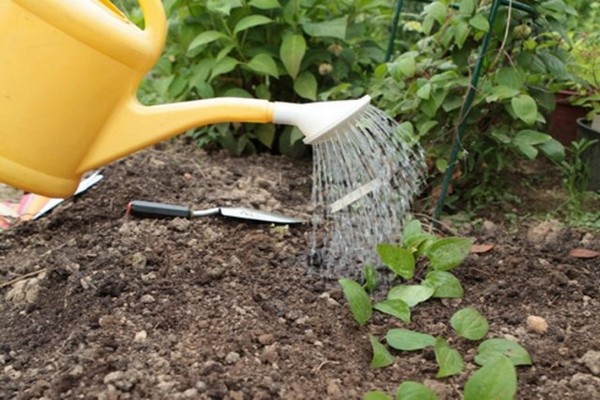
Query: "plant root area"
1 141 599 399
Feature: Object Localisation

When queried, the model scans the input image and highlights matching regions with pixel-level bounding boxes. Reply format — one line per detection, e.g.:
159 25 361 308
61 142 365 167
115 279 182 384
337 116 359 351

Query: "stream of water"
310 105 426 279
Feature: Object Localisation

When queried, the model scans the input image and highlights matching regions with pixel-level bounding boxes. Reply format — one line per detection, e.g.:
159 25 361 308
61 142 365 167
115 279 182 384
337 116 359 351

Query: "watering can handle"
137 0 168 59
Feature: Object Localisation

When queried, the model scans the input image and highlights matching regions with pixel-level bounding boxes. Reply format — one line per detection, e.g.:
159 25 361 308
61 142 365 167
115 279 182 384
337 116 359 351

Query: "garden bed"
0 141 598 399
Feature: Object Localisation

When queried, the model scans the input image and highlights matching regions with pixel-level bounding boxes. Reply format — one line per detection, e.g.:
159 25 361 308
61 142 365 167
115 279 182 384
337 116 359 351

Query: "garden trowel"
127 200 303 225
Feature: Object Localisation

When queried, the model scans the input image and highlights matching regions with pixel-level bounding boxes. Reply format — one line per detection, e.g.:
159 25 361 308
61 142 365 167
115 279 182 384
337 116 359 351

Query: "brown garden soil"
1 140 599 400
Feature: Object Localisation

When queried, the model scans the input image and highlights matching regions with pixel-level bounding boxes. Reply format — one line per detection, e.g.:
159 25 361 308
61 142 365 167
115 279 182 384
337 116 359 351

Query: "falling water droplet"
309 106 425 280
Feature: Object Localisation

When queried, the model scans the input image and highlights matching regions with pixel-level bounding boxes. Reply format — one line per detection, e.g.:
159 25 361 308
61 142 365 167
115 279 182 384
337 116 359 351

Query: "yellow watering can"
0 0 370 198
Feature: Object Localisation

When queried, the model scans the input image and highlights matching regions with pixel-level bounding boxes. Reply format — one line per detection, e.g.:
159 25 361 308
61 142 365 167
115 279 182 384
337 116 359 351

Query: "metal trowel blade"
219 207 303 224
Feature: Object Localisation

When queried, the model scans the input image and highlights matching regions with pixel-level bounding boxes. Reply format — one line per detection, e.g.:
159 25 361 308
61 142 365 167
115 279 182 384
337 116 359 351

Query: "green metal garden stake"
432 0 503 220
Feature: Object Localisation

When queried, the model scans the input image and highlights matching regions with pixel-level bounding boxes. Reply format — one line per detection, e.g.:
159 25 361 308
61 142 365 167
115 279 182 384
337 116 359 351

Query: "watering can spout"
77 98 275 173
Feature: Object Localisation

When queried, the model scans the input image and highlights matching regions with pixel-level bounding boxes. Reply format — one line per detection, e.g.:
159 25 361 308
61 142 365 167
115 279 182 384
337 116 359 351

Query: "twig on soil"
312 360 340 373
0 267 47 289
413 213 460 236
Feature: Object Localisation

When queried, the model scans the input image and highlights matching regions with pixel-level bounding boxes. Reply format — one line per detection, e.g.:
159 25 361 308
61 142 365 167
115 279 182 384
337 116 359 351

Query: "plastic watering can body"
0 0 274 197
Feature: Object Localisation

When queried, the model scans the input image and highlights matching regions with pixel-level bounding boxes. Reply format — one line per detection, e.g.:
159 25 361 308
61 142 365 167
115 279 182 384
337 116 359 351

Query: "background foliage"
115 0 597 209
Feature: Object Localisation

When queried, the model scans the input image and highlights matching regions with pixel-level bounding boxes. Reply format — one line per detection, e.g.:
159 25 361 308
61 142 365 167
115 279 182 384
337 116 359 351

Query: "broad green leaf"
451 307 489 340
293 71 317 100
223 87 253 98
373 299 411 323
485 85 520 103
514 130 551 146
396 121 415 142
302 17 347 40
255 83 271 99
469 14 489 32
168 75 187 99
363 264 378 293
364 391 392 400
420 89 448 118
282 0 300 25
442 94 464 112
425 1 447 24
392 57 416 79
475 338 532 366
435 158 448 173
246 53 279 78
516 143 538 159
388 285 434 308
339 278 372 326
459 0 476 16
511 94 538 125
386 329 436 351
402 219 423 243
464 356 517 400
248 0 280 10
188 31 229 55
423 271 464 298
190 58 215 87
215 44 235 62
370 335 395 368
417 83 432 100
417 120 439 136
538 52 569 81
434 338 464 378
395 381 438 400
152 76 174 98
194 81 214 99
254 124 275 148
454 21 470 48
426 237 474 271
497 67 524 90
377 244 415 279
280 33 306 79
422 15 435 35
207 0 243 15
233 15 272 35
489 129 511 144
209 57 239 81
539 138 565 162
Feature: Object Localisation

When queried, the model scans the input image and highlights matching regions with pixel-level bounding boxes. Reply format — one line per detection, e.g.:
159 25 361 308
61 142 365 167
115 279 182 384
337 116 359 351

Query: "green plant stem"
433 0 503 219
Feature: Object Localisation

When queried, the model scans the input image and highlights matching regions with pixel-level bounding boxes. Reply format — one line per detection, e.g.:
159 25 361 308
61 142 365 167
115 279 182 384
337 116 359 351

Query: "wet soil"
0 140 599 399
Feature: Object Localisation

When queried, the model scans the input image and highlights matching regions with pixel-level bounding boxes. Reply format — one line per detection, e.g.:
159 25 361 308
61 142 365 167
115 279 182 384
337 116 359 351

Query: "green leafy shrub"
369 0 575 208
124 0 393 156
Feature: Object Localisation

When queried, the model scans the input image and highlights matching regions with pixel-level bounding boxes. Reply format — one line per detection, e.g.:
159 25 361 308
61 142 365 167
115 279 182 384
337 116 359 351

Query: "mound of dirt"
1 141 598 399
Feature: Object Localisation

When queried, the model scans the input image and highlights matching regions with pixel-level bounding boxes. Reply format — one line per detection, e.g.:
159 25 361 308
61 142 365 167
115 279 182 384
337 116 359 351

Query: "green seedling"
395 381 439 400
451 307 490 341
464 355 517 400
475 338 532 367
386 329 436 352
369 335 395 369
434 338 464 378
422 271 464 298
339 278 372 326
373 299 411 324
387 285 434 308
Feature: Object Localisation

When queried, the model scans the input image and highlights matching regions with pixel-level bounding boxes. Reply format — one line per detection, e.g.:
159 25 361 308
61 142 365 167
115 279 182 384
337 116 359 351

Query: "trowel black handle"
127 200 192 218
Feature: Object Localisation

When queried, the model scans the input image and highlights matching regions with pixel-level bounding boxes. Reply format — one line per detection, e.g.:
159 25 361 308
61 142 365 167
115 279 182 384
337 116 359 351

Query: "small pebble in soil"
257 334 275 346
225 351 241 364
141 294 156 304
133 330 147 343
326 379 342 398
580 350 600 376
526 315 549 334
